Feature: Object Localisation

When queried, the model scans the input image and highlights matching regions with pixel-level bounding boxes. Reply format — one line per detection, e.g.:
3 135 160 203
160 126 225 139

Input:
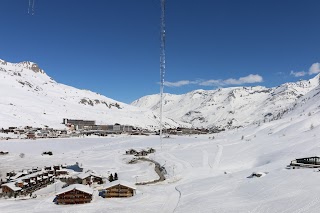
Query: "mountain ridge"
132 74 320 129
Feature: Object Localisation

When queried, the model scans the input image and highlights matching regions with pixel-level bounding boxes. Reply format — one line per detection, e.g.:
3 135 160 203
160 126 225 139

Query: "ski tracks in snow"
213 144 223 168
162 185 182 213
202 150 212 168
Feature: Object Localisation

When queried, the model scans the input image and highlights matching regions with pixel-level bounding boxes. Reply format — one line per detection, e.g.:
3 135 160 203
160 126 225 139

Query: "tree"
241 135 244 140
108 174 114 182
114 173 118 181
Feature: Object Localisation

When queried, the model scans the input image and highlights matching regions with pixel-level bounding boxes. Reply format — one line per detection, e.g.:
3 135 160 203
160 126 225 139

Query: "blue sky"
1 0 320 103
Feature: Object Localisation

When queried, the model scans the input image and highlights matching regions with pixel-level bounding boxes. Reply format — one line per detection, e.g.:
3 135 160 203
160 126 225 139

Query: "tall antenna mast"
28 0 35 15
160 0 166 148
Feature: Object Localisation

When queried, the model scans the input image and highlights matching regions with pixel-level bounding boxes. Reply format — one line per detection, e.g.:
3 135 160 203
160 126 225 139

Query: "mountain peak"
18 61 44 74
0 59 45 74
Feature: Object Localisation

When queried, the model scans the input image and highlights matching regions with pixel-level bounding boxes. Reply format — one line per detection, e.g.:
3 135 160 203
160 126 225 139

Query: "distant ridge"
132 74 320 129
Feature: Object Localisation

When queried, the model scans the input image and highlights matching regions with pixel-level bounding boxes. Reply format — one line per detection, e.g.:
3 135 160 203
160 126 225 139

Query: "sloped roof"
90 173 102 178
1 182 22 191
10 172 24 180
104 180 136 190
77 173 91 179
56 184 93 196
77 171 102 179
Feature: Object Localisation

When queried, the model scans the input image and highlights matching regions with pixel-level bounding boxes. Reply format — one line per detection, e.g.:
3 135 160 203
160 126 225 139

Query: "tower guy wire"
28 0 35 15
160 0 166 149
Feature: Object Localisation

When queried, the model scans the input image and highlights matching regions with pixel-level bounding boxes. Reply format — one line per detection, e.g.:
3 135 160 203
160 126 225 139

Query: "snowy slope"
0 109 319 212
132 74 320 129
0 59 183 129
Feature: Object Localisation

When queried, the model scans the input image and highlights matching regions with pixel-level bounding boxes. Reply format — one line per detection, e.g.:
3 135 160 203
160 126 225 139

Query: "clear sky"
1 0 320 103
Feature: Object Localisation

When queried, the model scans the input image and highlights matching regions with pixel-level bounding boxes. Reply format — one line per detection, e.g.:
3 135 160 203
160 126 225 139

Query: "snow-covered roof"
56 169 68 172
90 173 102 178
1 182 22 191
56 184 93 196
77 173 91 179
77 172 102 179
10 172 23 180
104 180 136 190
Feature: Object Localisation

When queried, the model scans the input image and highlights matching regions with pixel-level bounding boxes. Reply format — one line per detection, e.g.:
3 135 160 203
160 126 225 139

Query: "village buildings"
2 169 55 197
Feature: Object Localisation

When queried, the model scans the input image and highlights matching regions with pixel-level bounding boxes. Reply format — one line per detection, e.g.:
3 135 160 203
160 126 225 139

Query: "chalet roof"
90 173 102 178
10 172 24 180
104 180 136 190
77 173 91 179
56 184 93 196
77 172 102 179
1 182 22 191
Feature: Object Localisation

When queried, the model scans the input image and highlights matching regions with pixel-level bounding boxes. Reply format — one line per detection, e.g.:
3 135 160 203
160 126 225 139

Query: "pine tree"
108 174 114 182
114 173 118 180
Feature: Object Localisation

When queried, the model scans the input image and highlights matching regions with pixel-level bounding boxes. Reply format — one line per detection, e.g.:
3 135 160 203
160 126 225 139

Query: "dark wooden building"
55 184 93 205
290 156 320 168
104 181 136 198
296 156 320 165
1 182 22 197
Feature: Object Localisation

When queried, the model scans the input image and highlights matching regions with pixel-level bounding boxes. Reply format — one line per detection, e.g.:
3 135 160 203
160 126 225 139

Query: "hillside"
0 59 183 129
132 75 320 129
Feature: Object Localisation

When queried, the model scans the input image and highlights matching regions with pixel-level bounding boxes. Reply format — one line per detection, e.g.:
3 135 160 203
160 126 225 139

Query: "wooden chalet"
77 173 91 185
77 172 103 185
104 180 136 198
1 182 22 197
55 184 93 205
91 173 103 184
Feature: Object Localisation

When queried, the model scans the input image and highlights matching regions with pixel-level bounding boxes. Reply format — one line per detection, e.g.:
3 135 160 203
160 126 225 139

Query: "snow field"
0 117 319 213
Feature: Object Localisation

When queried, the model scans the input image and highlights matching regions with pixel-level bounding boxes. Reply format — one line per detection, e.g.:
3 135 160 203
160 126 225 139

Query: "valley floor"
0 126 319 213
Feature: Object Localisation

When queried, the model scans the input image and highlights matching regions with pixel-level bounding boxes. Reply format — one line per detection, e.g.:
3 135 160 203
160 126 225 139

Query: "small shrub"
42 151 53 156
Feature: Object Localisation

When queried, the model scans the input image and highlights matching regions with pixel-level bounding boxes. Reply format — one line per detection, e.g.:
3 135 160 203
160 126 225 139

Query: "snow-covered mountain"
132 74 320 129
0 59 183 129
1 58 319 131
